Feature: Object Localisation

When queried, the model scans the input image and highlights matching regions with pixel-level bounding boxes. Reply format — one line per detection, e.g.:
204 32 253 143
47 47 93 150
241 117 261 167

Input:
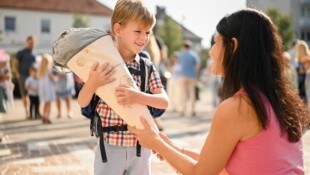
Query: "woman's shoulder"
216 92 252 116
214 93 262 141
216 93 257 123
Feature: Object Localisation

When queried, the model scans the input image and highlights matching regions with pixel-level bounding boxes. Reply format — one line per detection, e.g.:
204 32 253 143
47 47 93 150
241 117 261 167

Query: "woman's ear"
231 37 238 53
113 23 121 37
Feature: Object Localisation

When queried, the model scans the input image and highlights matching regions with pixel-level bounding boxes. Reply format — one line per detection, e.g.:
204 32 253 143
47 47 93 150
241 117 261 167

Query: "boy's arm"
115 86 169 109
137 87 169 109
77 81 97 107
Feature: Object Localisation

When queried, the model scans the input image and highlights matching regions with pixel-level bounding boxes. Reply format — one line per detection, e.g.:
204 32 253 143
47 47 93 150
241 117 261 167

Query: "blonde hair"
146 34 161 64
37 53 54 78
296 40 310 61
111 0 156 36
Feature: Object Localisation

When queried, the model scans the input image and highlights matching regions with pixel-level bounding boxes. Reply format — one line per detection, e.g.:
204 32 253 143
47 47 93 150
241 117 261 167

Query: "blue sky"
99 0 246 48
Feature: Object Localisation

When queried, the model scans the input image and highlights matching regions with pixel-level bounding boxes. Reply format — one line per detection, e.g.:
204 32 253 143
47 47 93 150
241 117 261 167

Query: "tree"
72 13 89 28
267 8 293 50
156 15 183 57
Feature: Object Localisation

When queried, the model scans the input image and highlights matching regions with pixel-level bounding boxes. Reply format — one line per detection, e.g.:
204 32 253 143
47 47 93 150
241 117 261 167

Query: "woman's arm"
156 132 200 161
130 95 255 175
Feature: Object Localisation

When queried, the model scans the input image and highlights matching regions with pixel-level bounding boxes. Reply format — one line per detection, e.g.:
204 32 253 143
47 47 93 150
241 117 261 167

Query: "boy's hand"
87 62 116 89
115 84 141 105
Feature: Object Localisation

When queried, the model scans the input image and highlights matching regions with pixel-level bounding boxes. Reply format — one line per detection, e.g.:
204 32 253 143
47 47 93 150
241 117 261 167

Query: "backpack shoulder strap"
90 95 100 116
138 52 153 92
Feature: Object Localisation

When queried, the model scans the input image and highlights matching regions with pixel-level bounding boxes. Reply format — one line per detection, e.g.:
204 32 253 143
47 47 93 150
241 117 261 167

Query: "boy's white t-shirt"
25 76 39 96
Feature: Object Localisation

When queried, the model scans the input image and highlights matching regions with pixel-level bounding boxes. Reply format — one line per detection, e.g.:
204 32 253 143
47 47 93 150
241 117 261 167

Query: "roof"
156 6 202 41
0 0 113 16
182 25 203 41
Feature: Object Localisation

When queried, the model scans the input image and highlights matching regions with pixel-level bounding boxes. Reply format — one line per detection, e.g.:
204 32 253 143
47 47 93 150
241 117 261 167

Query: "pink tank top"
225 90 304 175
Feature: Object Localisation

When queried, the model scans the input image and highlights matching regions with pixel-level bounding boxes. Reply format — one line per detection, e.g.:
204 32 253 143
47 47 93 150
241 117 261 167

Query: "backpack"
80 51 165 162
137 51 166 118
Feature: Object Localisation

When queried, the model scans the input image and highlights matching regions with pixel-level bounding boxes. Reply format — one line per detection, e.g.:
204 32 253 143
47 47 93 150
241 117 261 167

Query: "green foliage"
156 16 183 57
200 48 210 69
72 13 89 28
267 8 293 50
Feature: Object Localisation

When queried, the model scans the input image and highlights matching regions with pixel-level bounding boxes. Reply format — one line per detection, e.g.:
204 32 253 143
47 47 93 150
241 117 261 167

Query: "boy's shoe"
191 112 196 117
67 112 73 119
26 111 31 120
42 118 52 124
35 114 42 119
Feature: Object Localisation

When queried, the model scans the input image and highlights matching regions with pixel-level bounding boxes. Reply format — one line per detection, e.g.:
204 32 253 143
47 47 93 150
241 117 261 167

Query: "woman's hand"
87 62 116 90
115 84 141 105
128 117 161 150
151 133 174 161
152 149 165 161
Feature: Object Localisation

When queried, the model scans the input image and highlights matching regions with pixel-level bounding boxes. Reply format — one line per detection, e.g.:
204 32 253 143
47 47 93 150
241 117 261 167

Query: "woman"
129 8 309 174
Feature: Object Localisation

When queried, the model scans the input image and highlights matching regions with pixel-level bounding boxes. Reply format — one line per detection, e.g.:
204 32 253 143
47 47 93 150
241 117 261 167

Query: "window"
4 16 16 32
41 19 50 33
302 7 310 17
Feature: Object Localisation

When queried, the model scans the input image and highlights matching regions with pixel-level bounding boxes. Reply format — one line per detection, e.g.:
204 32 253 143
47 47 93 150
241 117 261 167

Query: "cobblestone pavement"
0 90 309 175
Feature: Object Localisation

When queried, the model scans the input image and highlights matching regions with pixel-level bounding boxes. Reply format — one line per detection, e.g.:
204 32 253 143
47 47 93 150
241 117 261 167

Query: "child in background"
25 66 40 119
0 49 14 112
37 54 56 124
55 72 75 119
77 0 169 174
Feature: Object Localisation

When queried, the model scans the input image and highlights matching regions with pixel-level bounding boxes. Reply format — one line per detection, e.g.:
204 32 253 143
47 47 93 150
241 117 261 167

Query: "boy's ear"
113 23 121 36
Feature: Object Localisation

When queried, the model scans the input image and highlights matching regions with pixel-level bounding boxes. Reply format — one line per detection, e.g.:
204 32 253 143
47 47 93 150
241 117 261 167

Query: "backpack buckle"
113 125 128 132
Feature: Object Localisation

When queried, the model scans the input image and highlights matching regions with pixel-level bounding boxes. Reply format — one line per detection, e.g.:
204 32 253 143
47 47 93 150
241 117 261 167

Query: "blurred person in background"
283 51 298 90
167 51 181 112
0 49 14 112
296 40 310 106
178 40 201 116
55 72 75 119
37 54 57 124
205 57 221 107
25 65 40 119
13 36 36 118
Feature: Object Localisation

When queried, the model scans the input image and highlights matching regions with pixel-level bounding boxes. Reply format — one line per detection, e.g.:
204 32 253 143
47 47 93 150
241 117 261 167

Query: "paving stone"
0 90 309 175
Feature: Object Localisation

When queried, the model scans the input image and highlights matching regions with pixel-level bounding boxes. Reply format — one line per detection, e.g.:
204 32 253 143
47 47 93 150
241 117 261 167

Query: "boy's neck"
118 49 136 63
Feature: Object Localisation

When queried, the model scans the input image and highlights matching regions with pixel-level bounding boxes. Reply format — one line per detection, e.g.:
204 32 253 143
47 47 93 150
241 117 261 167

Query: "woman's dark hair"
216 8 309 142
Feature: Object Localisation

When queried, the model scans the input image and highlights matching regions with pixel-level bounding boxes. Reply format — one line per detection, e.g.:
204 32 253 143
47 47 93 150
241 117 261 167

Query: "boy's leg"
125 147 151 175
94 142 127 175
29 96 34 119
34 96 40 119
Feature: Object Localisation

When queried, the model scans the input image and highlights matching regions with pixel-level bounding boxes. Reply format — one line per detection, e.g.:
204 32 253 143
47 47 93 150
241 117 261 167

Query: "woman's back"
225 91 304 175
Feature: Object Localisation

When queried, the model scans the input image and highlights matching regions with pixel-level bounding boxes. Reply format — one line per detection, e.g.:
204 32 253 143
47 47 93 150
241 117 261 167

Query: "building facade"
155 6 203 54
0 0 113 54
247 0 310 44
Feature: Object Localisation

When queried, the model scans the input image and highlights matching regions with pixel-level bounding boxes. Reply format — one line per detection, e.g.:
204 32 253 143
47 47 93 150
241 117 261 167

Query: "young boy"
77 0 169 174
25 66 40 119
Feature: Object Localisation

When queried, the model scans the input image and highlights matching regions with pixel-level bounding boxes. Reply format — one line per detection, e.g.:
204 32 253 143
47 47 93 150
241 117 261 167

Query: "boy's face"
114 21 153 57
30 69 36 76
